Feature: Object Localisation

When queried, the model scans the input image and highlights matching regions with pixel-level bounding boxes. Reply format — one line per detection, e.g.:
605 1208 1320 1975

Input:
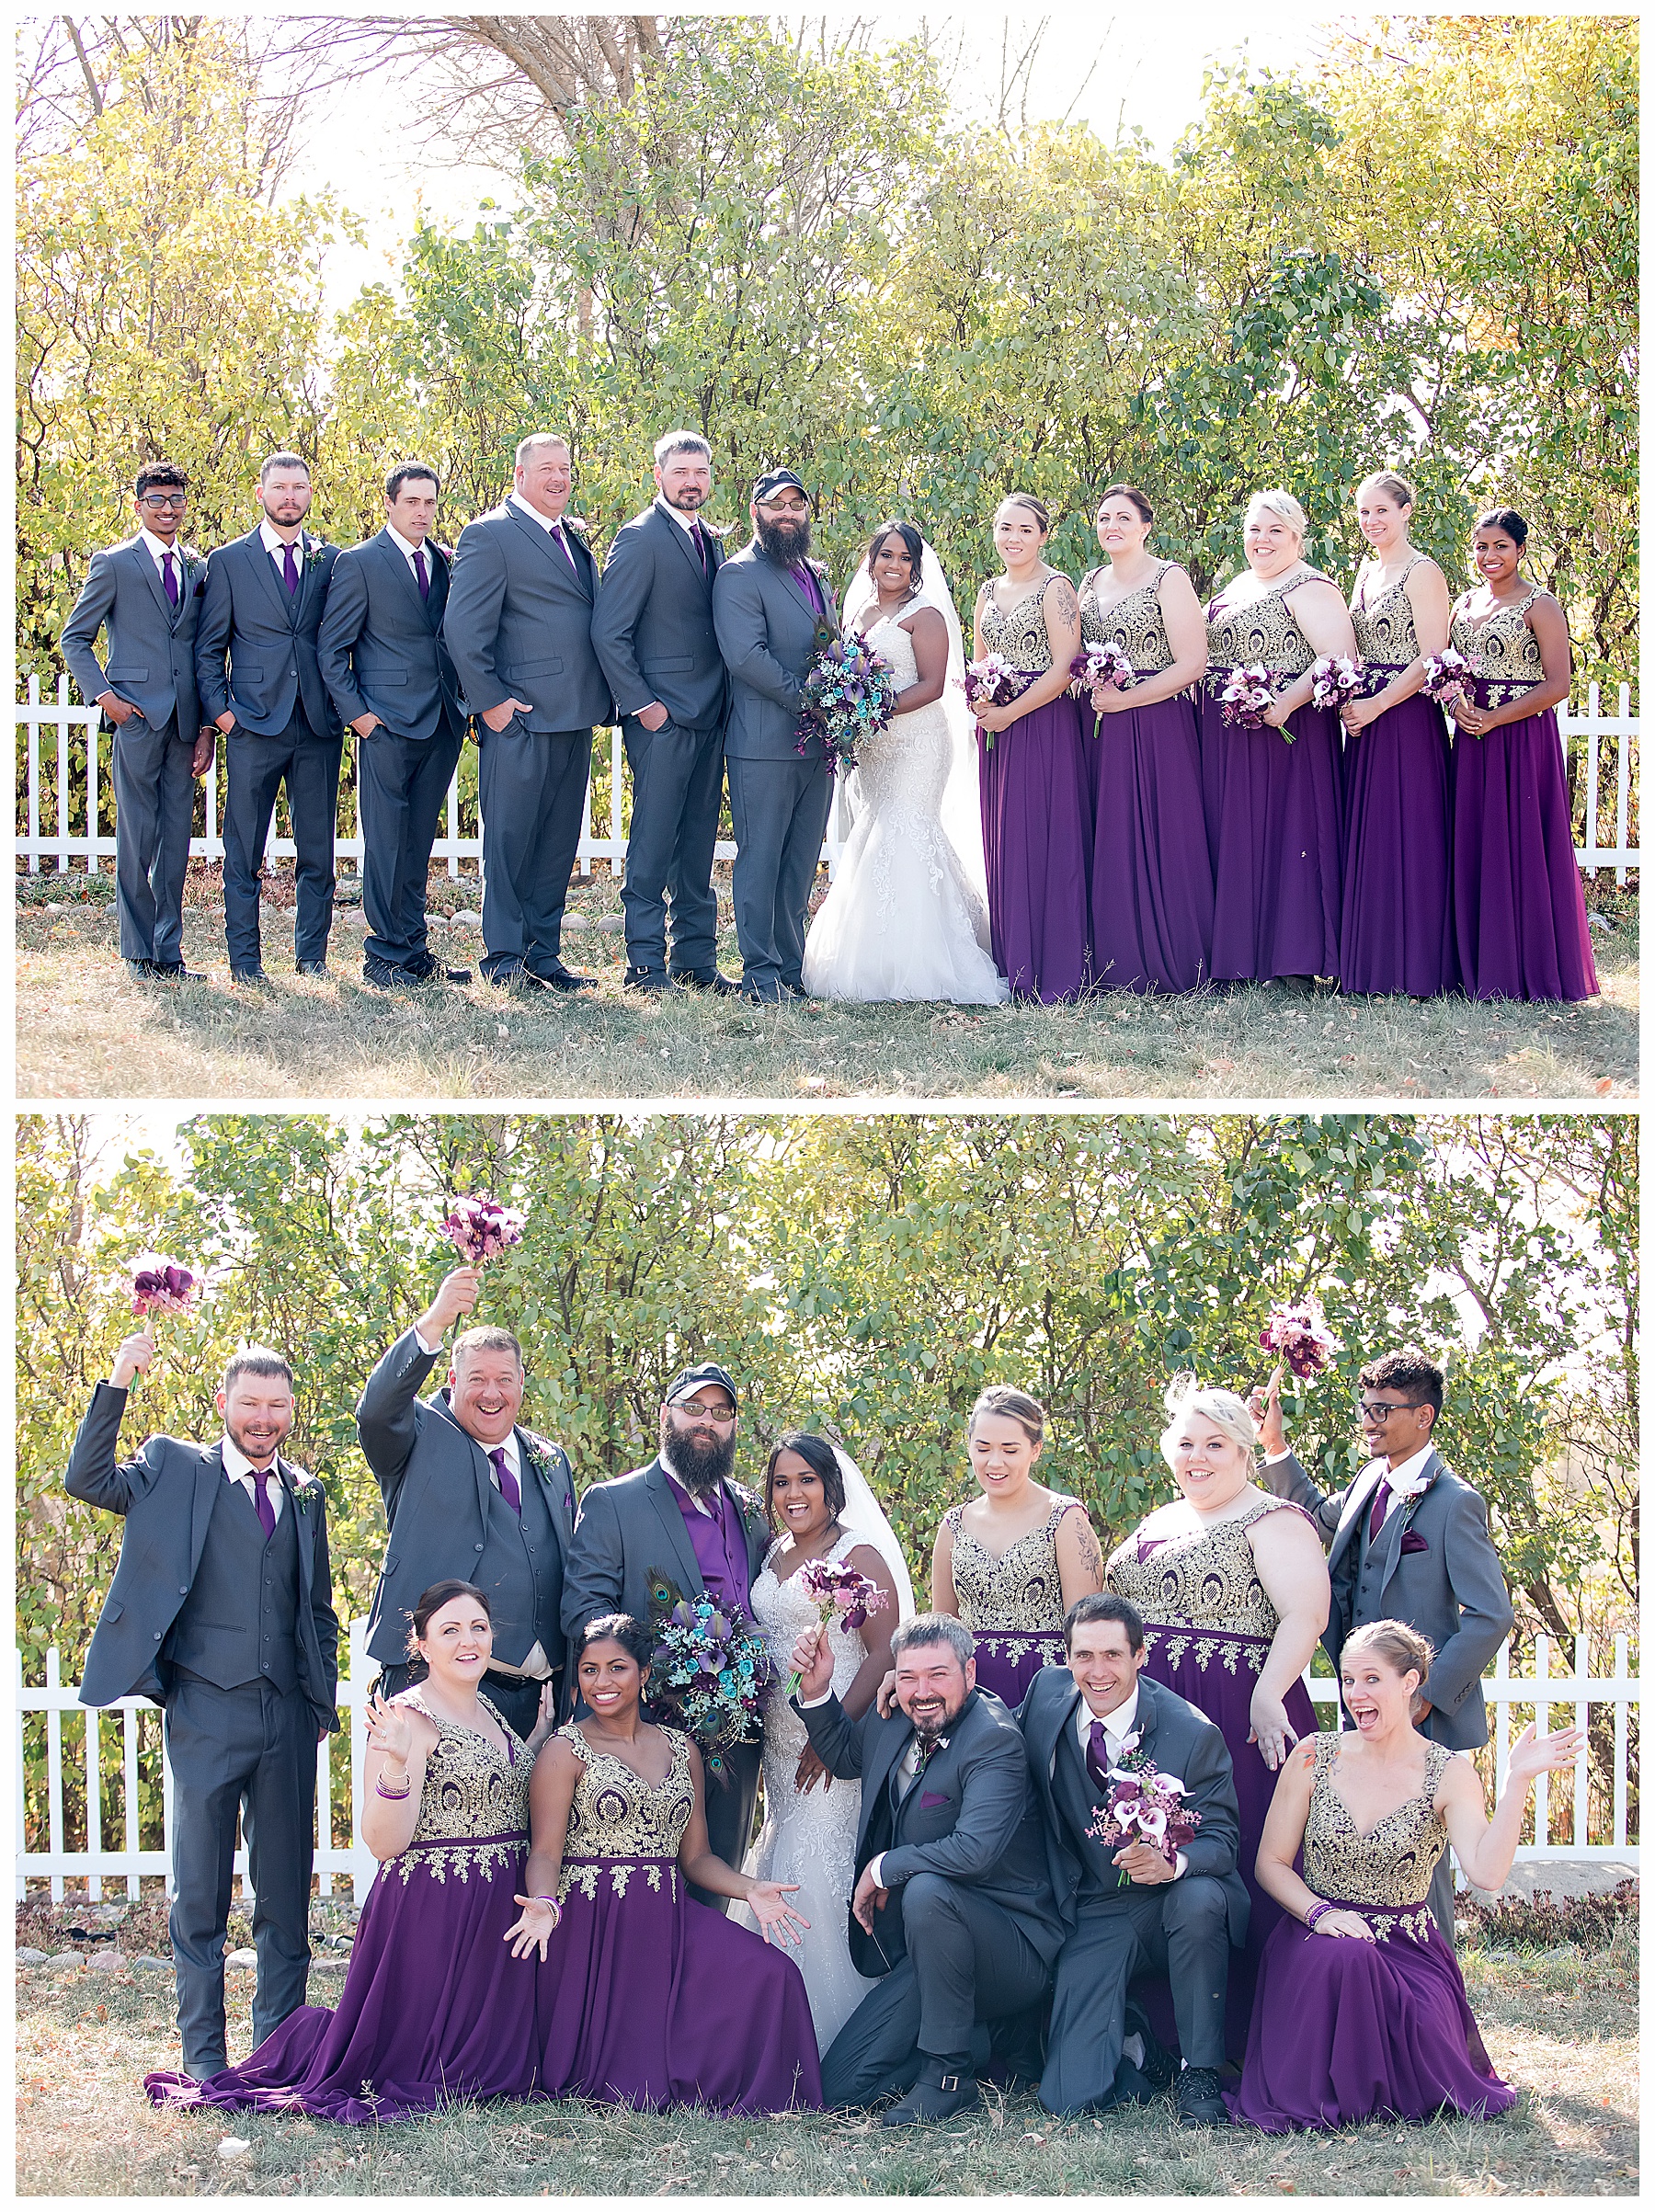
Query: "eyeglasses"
673 1398 736 1423
139 494 188 510
1355 1399 1417 1422
758 496 809 515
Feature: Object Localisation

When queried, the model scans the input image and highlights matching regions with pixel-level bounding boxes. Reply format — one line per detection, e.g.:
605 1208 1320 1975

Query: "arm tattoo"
1046 578 1079 627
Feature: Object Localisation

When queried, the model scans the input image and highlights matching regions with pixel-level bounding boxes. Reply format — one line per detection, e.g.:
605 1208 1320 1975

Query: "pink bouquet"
1421 648 1471 706
1070 641 1135 702
960 656 1036 747
1260 1297 1341 1380
441 1193 527 1267
1309 655 1363 710
1218 664 1273 729
131 1256 200 1328
1087 1736 1203 1873
785 1556 889 1693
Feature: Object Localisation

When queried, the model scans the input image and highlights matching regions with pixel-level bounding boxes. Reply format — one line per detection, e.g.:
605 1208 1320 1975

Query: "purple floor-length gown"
533 1725 822 2115
1106 1500 1320 2055
1228 1734 1515 2131
1078 563 1213 992
976 577 1090 1002
946 1495 1080 1707
145 1700 541 2124
1447 590 1599 1001
1202 572 1344 982
1338 561 1456 995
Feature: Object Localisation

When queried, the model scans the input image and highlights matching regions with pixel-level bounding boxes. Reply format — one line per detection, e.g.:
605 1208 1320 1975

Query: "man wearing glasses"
712 469 837 1003
1254 1346 1513 1942
561 1362 771 1901
61 461 216 980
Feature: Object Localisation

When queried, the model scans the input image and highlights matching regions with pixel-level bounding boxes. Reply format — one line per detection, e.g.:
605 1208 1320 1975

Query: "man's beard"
754 512 811 564
664 485 705 512
659 1415 736 1494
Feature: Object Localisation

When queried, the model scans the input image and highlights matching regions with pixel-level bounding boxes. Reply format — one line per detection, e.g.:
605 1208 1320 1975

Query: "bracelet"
375 1772 413 1800
531 1895 562 1926
1304 1900 1335 1931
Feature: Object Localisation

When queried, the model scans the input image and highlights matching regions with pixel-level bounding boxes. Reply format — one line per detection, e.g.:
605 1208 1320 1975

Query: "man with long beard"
560 1363 772 1903
712 470 837 1002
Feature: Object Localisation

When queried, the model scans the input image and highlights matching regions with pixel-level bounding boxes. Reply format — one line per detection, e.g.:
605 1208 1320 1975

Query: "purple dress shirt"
789 560 827 621
664 1469 753 1613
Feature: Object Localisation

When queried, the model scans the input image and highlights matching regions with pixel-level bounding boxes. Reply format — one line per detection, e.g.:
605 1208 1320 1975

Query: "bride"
736 1431 914 2046
801 520 1010 1004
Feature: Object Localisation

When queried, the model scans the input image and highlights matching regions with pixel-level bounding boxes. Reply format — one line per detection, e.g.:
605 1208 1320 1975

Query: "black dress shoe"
672 968 741 996
148 959 205 981
229 964 272 988
295 959 330 977
406 952 472 986
531 968 593 992
880 2057 981 2126
485 963 529 991
1176 2065 1228 2127
623 965 671 994
124 958 152 980
1124 2003 1177 2091
361 956 401 990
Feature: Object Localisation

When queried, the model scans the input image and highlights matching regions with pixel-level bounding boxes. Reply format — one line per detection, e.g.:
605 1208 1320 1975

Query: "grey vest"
166 1478 300 1693
474 1459 562 1672
1054 1722 1125 1905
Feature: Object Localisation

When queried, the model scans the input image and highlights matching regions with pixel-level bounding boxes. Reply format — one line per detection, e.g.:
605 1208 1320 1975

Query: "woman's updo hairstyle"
1474 507 1529 548
576 1613 656 1671
997 492 1052 536
865 519 925 584
1098 484 1155 526
1158 1374 1259 1470
763 1430 847 1532
1244 488 1309 540
1342 1617 1435 1682
967 1385 1046 1446
406 1579 492 1659
1356 471 1417 508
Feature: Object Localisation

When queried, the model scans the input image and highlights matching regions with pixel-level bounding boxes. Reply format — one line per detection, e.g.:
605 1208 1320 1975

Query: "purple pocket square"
919 1790 952 1811
1399 1530 1430 1556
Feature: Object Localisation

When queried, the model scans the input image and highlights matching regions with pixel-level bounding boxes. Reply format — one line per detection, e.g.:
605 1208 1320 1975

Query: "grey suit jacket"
356 1326 576 1671
441 501 614 734
1017 1666 1250 1943
591 500 728 733
61 536 205 733
316 530 464 744
712 541 835 759
560 1454 771 1644
1261 1447 1513 1750
64 1382 338 1729
194 528 340 736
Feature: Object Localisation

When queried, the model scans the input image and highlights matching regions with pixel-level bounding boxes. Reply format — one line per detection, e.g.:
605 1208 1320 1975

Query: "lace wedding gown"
801 607 1010 1004
736 1532 882 2047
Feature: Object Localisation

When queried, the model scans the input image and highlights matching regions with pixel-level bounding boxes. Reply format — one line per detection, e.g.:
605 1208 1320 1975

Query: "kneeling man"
793 1613 1062 2123
1020 1593 1248 2125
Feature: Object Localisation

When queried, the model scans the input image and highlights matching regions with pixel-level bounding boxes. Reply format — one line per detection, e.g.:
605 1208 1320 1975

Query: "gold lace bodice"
1304 1732 1453 1929
1352 559 1424 667
1205 570 1331 686
380 1695 530 1887
1106 1499 1308 1676
557 1723 694 1903
1449 589 1545 701
980 578 1060 674
946 1496 1077 1634
1078 563 1179 673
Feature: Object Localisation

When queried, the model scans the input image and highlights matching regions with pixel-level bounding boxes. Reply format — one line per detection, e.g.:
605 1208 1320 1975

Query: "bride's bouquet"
647 1593 773 1788
793 633 899 773
1218 664 1274 730
1259 1296 1341 1380
1086 1733 1203 1877
1309 655 1364 711
960 654 1037 747
782 1557 890 1694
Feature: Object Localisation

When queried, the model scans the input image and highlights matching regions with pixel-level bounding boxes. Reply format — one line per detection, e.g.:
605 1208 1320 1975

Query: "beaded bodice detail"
1078 563 1178 672
1105 1498 1308 1650
980 578 1058 673
380 1696 529 1886
1352 559 1423 667
562 1724 695 1860
1304 1732 1452 1915
1450 589 1544 695
946 1496 1076 1633
751 1529 869 1729
1206 570 1330 682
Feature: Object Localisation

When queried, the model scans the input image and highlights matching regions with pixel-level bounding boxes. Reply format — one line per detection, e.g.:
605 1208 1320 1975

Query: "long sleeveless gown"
975 579 1090 1001
1201 571 1345 982
1105 1499 1319 2046
1447 589 1599 1000
532 1723 823 2113
1227 1733 1515 2129
802 604 1008 1004
144 1696 541 2122
1078 562 1214 993
946 1493 1080 1706
738 1532 881 2046
1339 560 1457 995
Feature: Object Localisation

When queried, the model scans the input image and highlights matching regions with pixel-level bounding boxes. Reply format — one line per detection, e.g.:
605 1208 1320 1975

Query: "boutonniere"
521 1431 562 1482
303 541 329 571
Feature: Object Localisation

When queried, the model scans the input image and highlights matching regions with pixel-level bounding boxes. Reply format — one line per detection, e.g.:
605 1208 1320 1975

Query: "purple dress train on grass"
1227 1733 1515 2131
976 578 1090 1002
1447 589 1599 1002
1201 573 1345 982
1106 1501 1319 2052
946 1495 1079 1708
1078 563 1213 992
533 1724 822 2114
145 1698 540 2124
1339 560 1456 995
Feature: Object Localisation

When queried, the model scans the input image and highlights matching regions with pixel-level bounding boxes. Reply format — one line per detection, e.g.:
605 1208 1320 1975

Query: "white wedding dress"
801 600 1010 1005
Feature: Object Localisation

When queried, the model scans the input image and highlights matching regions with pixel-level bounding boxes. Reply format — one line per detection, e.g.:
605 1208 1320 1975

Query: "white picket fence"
16 1625 1639 1907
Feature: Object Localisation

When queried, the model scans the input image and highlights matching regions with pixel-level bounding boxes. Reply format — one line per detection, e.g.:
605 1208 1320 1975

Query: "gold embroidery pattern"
947 1498 1078 1636
1352 560 1422 668
980 580 1059 674
560 1724 696 1862
1078 563 1180 672
1449 589 1544 705
1143 1626 1267 1677
383 1834 526 1888
1302 1732 1453 1910
394 1694 531 1848
558 1857 679 1906
1105 1499 1307 1641
1204 571 1332 696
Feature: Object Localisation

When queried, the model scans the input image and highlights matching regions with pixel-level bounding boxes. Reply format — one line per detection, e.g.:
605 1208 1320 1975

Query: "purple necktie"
1367 1477 1393 1546
552 520 579 575
247 1469 276 1539
692 521 709 576
162 550 179 609
1087 1720 1113 1792
282 542 299 596
414 548 429 600
490 1446 521 1514
791 560 823 618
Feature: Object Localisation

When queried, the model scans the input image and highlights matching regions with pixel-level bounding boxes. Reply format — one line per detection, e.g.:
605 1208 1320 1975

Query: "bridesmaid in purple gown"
1078 486 1214 992
971 496 1090 1001
1445 508 1600 1000
1338 473 1457 995
508 1613 823 2115
1230 1618 1581 2131
1201 491 1355 987
145 1580 553 2123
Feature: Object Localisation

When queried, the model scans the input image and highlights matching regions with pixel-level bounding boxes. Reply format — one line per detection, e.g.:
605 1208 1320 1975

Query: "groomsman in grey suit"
591 431 737 995
317 462 470 990
356 1265 576 1740
65 1334 338 2082
1256 1345 1514 1940
441 433 615 992
711 469 835 1003
59 459 214 980
194 452 342 983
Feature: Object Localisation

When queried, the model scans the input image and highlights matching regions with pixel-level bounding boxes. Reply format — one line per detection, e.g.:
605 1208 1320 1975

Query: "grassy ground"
15 863 1638 1101
13 1918 1638 2196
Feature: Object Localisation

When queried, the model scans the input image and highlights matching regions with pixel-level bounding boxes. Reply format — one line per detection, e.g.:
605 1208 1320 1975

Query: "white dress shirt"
1270 1441 1436 1532
137 525 186 584
508 491 579 568
384 519 434 584
221 1434 283 1522
257 518 307 574
1074 1684 1186 1878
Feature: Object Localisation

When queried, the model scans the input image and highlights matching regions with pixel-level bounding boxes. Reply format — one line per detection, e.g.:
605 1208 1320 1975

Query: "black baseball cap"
664 1362 739 1409
751 468 811 507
